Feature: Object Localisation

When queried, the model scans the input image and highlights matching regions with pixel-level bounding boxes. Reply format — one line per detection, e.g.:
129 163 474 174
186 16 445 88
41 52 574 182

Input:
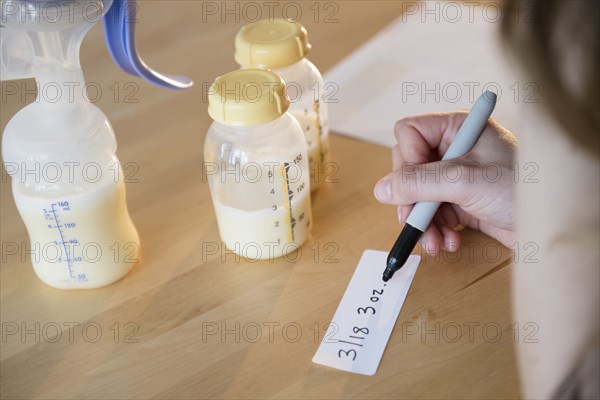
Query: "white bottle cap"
207 69 290 127
235 19 311 69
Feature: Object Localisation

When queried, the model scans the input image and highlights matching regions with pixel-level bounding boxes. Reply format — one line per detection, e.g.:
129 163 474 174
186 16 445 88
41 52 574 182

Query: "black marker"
382 91 497 282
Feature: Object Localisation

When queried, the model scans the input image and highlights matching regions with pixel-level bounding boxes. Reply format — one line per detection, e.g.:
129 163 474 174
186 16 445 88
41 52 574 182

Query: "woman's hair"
502 0 599 155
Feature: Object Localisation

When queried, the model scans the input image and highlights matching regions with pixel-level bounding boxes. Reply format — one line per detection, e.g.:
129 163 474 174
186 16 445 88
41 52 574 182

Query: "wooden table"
0 2 519 398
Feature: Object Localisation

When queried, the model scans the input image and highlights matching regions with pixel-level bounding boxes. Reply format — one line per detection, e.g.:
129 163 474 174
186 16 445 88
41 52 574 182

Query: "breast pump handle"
0 0 192 89
103 0 193 90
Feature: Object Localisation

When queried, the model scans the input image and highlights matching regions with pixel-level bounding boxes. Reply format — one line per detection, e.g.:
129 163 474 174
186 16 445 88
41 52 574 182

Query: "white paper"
312 250 420 375
324 3 523 148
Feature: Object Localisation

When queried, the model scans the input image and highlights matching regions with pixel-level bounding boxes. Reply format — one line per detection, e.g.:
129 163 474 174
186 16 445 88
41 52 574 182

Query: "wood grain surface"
0 1 519 398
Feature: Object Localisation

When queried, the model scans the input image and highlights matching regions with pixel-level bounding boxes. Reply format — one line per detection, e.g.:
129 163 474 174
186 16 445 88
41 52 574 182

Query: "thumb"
374 160 476 206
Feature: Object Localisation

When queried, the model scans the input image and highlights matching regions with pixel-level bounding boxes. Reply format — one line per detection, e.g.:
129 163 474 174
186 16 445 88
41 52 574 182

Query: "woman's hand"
374 112 518 254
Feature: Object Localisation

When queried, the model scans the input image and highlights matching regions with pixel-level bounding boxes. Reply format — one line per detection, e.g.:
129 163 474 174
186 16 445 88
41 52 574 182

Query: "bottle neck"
34 66 90 111
214 112 291 134
273 58 309 80
31 23 91 111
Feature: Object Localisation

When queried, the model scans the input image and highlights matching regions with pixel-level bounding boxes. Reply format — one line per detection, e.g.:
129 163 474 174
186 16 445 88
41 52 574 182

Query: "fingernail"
444 241 458 252
418 238 434 255
375 178 392 202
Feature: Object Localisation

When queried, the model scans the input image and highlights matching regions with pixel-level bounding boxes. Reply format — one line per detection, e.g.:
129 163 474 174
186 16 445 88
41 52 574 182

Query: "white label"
312 250 420 375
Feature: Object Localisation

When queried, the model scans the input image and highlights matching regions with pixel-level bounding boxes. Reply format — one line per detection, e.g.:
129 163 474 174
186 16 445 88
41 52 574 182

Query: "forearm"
515 103 600 399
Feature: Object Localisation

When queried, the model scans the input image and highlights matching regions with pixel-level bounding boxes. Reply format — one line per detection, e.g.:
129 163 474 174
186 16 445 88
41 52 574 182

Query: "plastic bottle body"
1 0 141 289
3 99 140 289
272 59 331 191
204 113 312 260
12 159 140 289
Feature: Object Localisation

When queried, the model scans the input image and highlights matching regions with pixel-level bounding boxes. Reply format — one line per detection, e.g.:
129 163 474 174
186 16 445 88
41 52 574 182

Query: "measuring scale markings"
297 103 325 170
277 154 311 247
44 201 86 282
280 161 296 243
313 100 325 166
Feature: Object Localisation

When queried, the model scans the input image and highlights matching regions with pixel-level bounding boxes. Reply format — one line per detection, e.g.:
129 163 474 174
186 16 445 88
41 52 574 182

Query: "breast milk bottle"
1 0 140 289
205 69 312 260
3 95 140 290
235 19 330 191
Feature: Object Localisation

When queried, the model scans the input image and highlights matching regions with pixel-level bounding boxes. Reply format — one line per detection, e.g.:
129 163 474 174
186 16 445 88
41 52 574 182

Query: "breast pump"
0 0 192 289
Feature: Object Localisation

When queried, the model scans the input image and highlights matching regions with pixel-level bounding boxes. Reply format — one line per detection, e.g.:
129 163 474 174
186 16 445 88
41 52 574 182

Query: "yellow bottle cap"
207 69 290 127
235 18 311 69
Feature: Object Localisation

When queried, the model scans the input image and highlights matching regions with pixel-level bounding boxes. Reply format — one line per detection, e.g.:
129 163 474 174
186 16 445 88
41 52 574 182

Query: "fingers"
418 223 462 256
436 204 460 229
375 159 473 206
439 226 461 251
394 112 469 163
394 113 517 165
419 224 443 255
397 204 413 225
392 144 402 171
396 204 461 256
376 112 517 256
